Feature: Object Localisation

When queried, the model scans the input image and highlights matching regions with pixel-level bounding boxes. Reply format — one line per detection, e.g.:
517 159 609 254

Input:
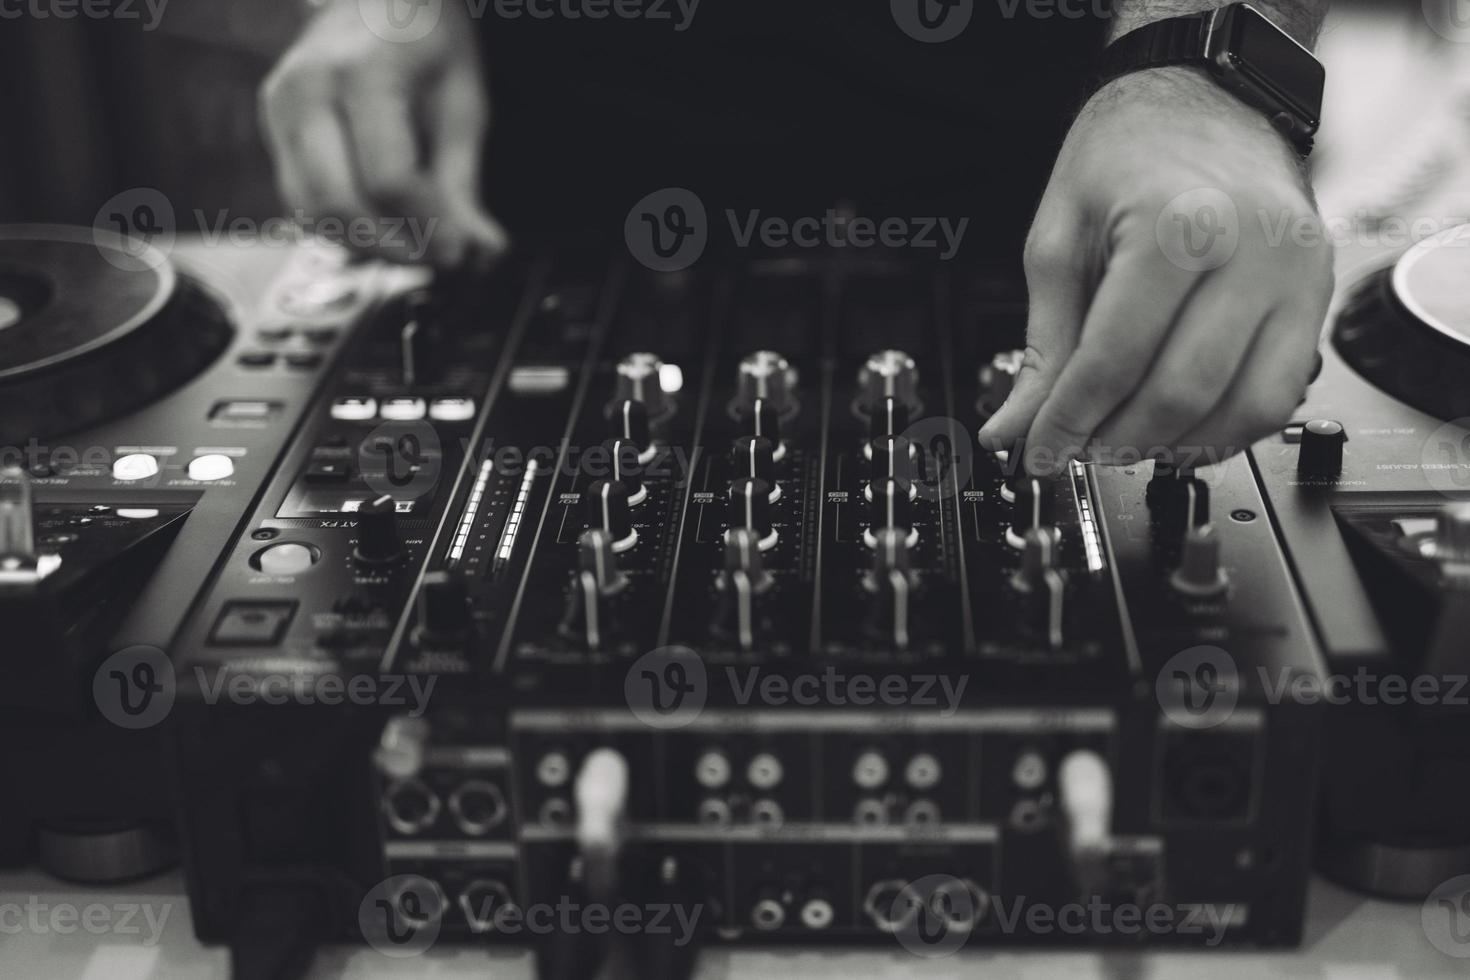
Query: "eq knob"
354 494 404 563
610 399 653 460
870 527 915 651
858 350 919 414
418 568 472 643
579 528 627 595
732 436 779 499
867 477 914 547
615 352 668 418
603 439 646 505
1012 527 1065 649
728 477 776 548
869 396 910 442
977 350 1023 419
869 435 917 489
737 351 797 415
746 397 783 452
720 527 770 651
1170 524 1229 598
1007 477 1057 549
563 529 628 651
586 480 637 552
1297 419 1346 478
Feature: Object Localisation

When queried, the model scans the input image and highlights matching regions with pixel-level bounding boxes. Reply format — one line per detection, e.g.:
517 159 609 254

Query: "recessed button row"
238 351 324 370
329 396 476 423
111 453 237 482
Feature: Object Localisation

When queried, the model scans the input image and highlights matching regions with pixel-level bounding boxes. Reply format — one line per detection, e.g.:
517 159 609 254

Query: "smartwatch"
1095 2 1325 157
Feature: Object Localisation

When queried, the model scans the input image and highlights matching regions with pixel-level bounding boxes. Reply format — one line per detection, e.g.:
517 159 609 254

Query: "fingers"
1171 302 1324 460
1021 241 1202 476
424 57 508 267
977 222 1088 453
1087 272 1273 465
260 65 370 223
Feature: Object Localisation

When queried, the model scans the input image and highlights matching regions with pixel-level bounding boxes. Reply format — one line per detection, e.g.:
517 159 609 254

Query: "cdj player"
1 219 1468 977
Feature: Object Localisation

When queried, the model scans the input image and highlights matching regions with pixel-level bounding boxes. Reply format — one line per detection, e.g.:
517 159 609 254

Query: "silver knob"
859 349 918 413
737 351 797 415
616 352 667 417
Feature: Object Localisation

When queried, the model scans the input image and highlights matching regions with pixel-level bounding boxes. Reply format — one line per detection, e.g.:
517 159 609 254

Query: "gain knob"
866 477 915 548
603 439 646 505
1170 524 1229 598
732 436 779 501
616 352 668 418
869 396 910 442
355 494 404 563
719 527 771 651
737 351 797 416
869 527 915 651
417 568 472 644
727 477 776 549
869 435 917 491
858 350 919 414
585 480 637 552
1007 476 1056 550
1297 419 1346 478
563 529 628 651
1011 527 1065 649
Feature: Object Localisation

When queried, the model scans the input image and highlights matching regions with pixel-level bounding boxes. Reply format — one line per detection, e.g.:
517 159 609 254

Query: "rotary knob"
719 527 771 651
616 352 668 418
868 477 914 546
579 528 627 594
1170 524 1229 598
610 399 653 461
870 527 915 651
737 351 797 415
417 568 472 644
732 436 779 500
746 397 783 451
858 350 919 415
869 435 917 490
869 396 910 442
586 480 637 552
977 350 1023 419
1011 527 1066 649
603 438 646 505
354 494 404 563
728 477 776 548
1007 477 1056 549
1297 419 1346 478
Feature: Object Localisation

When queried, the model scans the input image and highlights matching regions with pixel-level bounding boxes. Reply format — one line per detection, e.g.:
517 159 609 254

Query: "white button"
331 397 377 421
112 454 159 482
188 454 235 481
428 397 476 422
380 397 426 421
116 508 160 520
258 542 317 576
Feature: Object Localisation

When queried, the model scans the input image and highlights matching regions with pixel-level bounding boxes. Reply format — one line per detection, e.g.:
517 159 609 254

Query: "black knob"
579 528 626 594
1151 474 1210 539
355 494 403 563
610 399 651 450
719 527 769 650
732 436 777 492
869 396 910 442
1298 418 1346 477
603 439 645 504
746 397 782 447
870 435 916 488
1008 477 1056 548
869 477 913 539
728 477 775 544
418 569 471 641
585 480 636 549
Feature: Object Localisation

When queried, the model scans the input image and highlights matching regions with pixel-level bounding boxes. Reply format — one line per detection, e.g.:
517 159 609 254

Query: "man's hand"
259 0 506 266
978 66 1334 476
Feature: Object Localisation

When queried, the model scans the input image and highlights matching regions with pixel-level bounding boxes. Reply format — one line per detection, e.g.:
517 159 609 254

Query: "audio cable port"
750 798 784 828
448 779 508 836
863 879 919 934
540 797 572 827
536 750 572 788
930 878 989 932
799 894 835 930
904 752 942 790
382 779 441 836
852 750 889 790
389 876 449 930
751 896 786 931
903 799 941 826
697 797 733 826
694 749 732 790
853 798 889 826
459 878 516 934
746 752 784 790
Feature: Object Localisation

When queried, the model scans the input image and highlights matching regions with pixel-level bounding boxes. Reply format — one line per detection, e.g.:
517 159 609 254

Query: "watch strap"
1097 14 1210 80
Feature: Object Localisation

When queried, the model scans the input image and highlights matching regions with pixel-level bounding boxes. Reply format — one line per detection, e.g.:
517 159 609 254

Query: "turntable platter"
1334 223 1470 422
0 226 233 445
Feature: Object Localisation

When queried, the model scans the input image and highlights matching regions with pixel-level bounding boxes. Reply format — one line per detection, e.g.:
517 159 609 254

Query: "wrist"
1108 1 1326 47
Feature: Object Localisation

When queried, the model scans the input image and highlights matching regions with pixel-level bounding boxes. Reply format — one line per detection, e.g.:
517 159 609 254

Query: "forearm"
1108 0 1328 46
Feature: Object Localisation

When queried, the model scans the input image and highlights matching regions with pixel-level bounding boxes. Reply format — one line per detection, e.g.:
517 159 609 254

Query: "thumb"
977 231 1086 454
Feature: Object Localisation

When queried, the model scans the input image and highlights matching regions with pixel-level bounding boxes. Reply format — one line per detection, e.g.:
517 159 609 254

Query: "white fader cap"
1059 749 1113 860
574 747 631 899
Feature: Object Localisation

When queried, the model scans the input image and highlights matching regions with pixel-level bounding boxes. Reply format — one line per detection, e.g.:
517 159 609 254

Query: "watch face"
1227 5 1325 124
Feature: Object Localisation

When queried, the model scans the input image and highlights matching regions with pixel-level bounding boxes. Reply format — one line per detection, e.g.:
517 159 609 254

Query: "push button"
330 397 377 421
187 454 235 482
209 600 298 646
112 454 160 482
